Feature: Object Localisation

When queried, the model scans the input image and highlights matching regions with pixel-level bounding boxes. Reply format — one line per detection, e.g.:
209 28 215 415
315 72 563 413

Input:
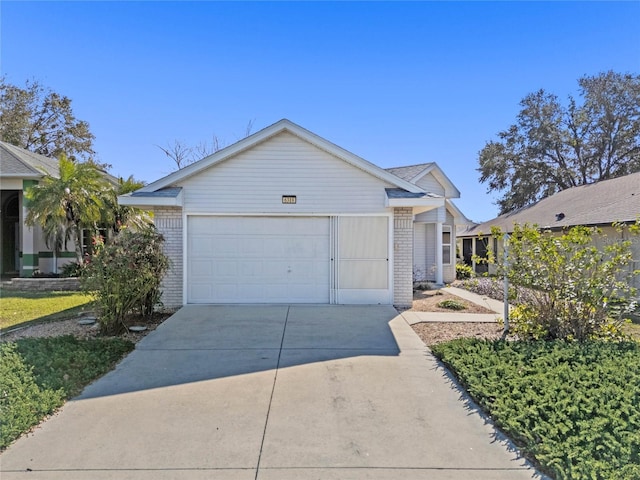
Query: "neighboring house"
119 119 468 309
0 142 74 276
458 171 640 289
0 141 119 277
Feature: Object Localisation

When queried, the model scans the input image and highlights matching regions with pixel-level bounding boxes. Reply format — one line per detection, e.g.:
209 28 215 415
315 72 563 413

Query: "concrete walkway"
1 305 541 479
402 286 508 325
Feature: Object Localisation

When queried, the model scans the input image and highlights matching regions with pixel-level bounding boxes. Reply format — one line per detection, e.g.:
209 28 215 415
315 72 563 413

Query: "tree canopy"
0 78 95 161
478 71 640 214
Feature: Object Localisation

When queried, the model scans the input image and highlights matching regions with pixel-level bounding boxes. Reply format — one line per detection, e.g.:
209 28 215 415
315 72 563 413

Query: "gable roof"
385 162 460 198
138 119 424 195
0 141 60 179
460 171 640 236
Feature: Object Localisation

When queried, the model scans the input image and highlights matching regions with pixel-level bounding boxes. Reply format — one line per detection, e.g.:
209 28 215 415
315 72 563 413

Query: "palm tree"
25 155 112 264
102 175 153 234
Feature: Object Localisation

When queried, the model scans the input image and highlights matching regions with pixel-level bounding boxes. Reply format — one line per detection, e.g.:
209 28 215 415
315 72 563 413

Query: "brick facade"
393 207 414 309
154 207 183 309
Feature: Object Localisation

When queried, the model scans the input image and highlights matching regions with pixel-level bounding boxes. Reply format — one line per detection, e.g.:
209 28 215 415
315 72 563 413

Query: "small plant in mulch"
437 299 466 310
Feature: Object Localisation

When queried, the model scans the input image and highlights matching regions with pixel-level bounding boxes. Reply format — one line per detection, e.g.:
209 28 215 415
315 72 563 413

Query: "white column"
435 221 443 285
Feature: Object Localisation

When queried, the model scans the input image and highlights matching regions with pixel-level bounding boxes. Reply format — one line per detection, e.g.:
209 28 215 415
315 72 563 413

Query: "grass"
0 290 93 330
431 339 640 480
0 335 134 450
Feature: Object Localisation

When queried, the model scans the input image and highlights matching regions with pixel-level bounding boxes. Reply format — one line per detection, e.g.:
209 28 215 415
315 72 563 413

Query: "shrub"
81 227 169 334
490 223 639 341
437 299 466 310
61 261 84 278
0 343 64 449
455 263 474 279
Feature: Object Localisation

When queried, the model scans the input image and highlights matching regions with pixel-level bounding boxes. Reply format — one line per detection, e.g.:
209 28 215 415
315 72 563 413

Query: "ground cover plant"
431 339 640 480
437 299 466 310
0 290 93 330
0 335 133 449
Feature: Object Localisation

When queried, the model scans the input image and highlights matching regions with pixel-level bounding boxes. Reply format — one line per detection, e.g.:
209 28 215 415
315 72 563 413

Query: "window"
442 226 452 265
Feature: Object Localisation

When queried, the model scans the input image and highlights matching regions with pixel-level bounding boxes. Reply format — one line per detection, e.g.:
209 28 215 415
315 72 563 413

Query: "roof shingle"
0 141 59 178
461 172 640 235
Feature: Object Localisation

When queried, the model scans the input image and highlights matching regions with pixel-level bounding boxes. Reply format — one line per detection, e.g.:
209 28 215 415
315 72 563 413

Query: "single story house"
0 141 74 276
119 119 469 309
458 171 640 289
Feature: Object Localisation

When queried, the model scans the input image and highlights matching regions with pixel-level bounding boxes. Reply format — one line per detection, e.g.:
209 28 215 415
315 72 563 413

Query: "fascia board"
117 191 183 207
385 196 444 209
287 123 425 194
0 173 42 179
412 163 460 198
409 163 436 183
446 199 473 224
137 122 289 193
138 119 424 194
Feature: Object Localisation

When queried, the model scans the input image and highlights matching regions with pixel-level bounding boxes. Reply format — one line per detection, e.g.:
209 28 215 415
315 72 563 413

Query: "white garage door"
187 216 330 303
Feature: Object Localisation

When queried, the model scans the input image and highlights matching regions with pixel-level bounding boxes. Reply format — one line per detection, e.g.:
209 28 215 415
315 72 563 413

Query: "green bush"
61 261 84 278
437 299 466 310
432 339 640 480
490 223 639 341
81 227 169 334
455 263 474 279
0 343 64 449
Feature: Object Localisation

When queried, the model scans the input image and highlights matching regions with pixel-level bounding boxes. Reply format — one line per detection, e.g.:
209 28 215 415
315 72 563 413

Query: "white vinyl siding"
415 173 445 196
413 223 427 281
178 132 395 214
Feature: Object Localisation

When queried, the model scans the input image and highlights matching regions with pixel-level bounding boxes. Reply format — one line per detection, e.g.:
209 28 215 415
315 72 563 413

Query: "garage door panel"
191 260 214 277
187 217 329 303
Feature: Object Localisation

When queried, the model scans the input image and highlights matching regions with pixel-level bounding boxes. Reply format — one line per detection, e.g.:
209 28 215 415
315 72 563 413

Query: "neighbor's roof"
0 141 60 178
460 171 640 236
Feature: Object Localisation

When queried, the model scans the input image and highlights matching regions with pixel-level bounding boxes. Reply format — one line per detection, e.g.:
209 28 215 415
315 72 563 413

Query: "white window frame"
442 225 452 265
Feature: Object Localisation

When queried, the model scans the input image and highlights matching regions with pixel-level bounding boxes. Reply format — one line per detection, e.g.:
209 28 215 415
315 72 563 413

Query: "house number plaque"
282 195 297 204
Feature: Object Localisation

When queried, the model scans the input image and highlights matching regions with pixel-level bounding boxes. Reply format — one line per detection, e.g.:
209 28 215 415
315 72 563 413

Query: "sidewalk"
401 285 509 325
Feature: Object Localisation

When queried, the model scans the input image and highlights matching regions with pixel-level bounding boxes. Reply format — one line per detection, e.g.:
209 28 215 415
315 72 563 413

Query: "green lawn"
0 290 93 330
431 339 640 480
0 336 134 450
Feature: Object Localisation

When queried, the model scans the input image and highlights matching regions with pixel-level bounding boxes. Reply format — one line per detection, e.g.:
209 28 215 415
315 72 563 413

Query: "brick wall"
393 207 414 309
154 207 183 309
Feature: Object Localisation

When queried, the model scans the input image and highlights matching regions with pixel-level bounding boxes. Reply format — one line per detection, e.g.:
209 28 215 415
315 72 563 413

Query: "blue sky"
2 1 639 222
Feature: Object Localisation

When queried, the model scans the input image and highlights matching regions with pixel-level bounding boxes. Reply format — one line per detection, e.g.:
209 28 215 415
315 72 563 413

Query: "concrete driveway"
1 305 541 479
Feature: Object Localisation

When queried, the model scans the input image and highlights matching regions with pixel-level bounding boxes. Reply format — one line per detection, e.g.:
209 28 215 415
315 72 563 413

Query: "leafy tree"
24 155 113 264
489 223 639 341
81 228 169 334
479 71 640 214
0 78 95 161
